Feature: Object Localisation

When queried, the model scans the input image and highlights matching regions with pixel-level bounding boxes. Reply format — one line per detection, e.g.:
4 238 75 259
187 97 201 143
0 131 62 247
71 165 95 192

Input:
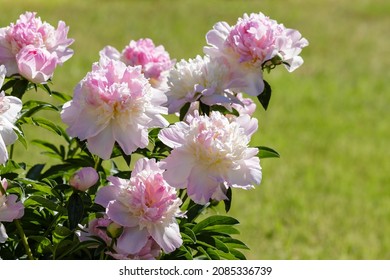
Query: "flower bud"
16 45 58 84
106 222 123 239
69 167 99 191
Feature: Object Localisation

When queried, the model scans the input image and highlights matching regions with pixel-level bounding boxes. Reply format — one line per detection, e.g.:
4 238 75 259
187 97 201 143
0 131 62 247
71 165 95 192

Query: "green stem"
14 219 34 260
9 144 14 161
94 156 103 171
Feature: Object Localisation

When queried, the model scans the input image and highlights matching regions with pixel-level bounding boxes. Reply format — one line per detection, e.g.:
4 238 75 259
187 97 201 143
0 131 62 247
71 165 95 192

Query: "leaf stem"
14 219 34 260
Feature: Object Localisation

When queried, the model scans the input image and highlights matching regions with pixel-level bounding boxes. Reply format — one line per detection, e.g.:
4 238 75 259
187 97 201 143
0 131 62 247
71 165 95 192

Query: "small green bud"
106 222 123 239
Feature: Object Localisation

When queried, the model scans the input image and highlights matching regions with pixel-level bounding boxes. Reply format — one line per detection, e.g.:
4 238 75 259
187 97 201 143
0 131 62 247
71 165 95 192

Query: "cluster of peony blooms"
0 12 74 83
0 11 307 259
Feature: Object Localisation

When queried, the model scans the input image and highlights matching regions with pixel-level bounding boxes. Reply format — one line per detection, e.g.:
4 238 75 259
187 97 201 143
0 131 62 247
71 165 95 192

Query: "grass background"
1 0 389 259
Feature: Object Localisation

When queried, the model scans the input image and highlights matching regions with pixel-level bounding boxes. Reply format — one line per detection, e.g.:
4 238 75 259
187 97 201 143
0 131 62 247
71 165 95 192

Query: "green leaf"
192 215 239 234
179 102 191 121
41 163 74 178
210 105 239 117
20 100 59 118
257 146 280 159
201 225 240 235
37 83 53 95
206 248 220 260
26 164 45 180
52 225 72 245
53 239 75 259
51 91 72 102
68 192 84 230
32 140 64 160
229 248 247 260
224 187 232 213
0 160 24 175
14 125 27 149
220 237 249 250
11 78 30 98
185 202 210 222
212 237 230 253
196 246 212 260
24 196 66 213
148 127 162 143
16 178 53 196
199 102 210 116
20 117 63 135
1 78 17 92
29 236 53 254
181 227 197 243
257 80 272 110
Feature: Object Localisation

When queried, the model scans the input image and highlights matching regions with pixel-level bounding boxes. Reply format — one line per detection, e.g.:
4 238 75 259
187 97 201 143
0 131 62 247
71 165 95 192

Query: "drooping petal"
161 149 195 188
149 221 182 253
86 125 115 160
115 227 149 255
187 165 220 205
112 122 147 155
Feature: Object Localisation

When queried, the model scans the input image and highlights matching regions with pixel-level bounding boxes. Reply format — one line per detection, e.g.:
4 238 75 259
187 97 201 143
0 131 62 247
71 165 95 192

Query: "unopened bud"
106 222 123 239
69 167 99 191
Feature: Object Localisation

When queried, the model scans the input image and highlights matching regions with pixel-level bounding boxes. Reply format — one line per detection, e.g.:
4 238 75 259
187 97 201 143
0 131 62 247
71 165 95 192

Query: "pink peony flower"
0 11 74 79
109 237 161 260
158 110 262 205
61 58 169 159
0 65 22 164
77 216 112 245
100 38 173 89
95 158 183 254
231 93 256 116
69 167 99 191
204 12 308 95
166 55 247 114
16 45 58 83
0 177 24 243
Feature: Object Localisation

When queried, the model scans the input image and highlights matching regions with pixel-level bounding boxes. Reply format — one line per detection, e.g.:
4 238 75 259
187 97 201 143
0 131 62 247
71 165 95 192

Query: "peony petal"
0 222 8 243
205 21 231 49
0 131 9 164
0 119 18 146
149 221 182 253
2 96 23 123
115 227 149 255
187 165 219 205
158 123 188 148
228 157 262 187
235 114 258 138
99 45 121 61
112 122 145 155
106 200 138 227
161 149 195 188
0 194 24 221
0 65 6 86
95 185 121 208
87 125 115 160
64 103 108 141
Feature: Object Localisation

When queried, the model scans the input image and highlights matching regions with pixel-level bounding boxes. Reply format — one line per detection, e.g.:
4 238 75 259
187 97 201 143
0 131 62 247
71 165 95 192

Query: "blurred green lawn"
1 0 389 259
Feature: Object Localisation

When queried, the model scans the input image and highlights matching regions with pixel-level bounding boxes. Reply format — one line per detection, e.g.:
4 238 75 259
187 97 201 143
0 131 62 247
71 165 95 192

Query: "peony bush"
0 11 307 260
